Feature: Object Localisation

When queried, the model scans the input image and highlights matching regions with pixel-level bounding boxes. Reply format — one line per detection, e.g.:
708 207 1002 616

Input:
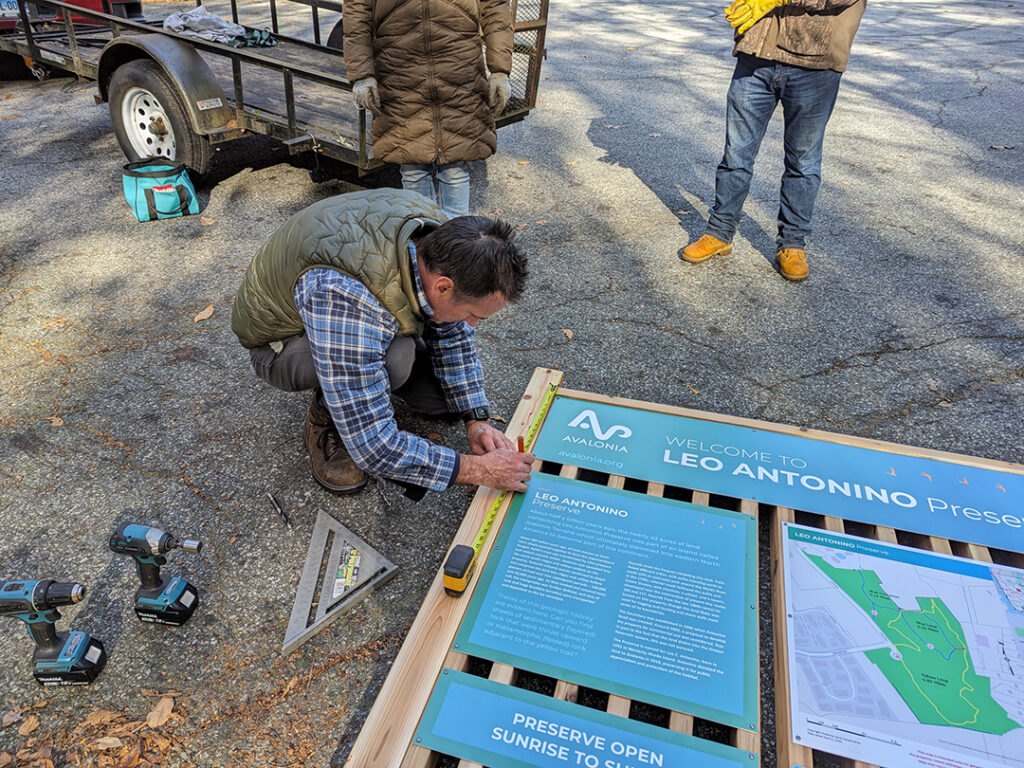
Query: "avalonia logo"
567 409 633 441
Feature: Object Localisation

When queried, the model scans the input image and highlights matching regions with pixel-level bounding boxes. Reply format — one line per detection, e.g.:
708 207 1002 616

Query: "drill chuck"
45 582 85 607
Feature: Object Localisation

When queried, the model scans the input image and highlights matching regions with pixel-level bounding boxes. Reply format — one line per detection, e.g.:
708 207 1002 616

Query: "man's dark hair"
417 216 529 302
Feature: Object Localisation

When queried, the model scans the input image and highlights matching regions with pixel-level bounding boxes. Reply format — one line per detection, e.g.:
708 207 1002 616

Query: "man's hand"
352 76 381 115
457 449 534 492
466 420 514 455
488 72 510 114
724 0 787 35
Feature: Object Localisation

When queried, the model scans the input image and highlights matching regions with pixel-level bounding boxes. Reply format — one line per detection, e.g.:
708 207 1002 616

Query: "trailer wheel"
108 59 211 175
326 19 344 50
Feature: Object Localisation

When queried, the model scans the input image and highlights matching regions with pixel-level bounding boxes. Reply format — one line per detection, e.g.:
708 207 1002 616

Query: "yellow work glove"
724 0 787 35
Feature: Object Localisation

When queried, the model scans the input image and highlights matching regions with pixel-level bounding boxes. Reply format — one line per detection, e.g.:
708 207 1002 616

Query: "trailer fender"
97 35 236 136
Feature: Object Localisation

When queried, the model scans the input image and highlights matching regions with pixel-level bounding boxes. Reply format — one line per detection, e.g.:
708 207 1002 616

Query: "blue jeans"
400 161 471 217
705 55 842 251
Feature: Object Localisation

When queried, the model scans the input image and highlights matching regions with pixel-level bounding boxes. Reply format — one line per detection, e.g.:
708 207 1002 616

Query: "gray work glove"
352 76 381 116
488 72 510 114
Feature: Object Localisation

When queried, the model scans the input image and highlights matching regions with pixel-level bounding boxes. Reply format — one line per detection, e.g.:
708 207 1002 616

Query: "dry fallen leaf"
146 697 174 728
93 736 122 750
685 382 700 395
517 160 531 165
0 114 22 120
560 328 574 340
535 219 549 225
18 715 39 736
47 416 64 427
200 216 216 226
565 160 576 166
81 710 121 728
193 305 214 323
1 711 20 727
927 380 939 392
0 752 11 767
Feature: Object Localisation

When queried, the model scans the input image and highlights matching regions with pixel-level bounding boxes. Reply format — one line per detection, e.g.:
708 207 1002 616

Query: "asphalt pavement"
1 0 1023 765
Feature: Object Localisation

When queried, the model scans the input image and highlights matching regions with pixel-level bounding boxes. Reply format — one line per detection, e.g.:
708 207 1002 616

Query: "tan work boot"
679 234 733 264
776 248 809 282
303 392 367 494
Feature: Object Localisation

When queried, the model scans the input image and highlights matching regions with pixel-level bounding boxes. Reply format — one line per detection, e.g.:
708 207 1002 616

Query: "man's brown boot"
776 248 809 282
679 234 732 264
304 391 367 494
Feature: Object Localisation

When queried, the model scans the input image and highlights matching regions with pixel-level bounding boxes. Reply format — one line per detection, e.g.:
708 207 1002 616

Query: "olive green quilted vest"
231 189 446 349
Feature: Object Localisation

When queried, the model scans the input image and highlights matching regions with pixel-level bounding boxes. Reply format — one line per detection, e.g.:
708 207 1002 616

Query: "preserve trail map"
783 523 1024 768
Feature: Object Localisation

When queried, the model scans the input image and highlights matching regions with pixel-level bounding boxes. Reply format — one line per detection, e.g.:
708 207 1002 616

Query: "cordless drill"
0 579 107 685
109 524 202 626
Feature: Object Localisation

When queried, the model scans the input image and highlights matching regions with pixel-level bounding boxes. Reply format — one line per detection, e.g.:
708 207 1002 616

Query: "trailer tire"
108 59 212 176
326 19 344 50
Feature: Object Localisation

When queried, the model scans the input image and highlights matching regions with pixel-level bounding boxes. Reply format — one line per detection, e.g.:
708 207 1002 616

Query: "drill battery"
134 576 199 626
32 630 107 686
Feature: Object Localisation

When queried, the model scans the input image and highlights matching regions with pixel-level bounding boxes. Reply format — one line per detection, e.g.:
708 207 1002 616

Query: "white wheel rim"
121 86 177 160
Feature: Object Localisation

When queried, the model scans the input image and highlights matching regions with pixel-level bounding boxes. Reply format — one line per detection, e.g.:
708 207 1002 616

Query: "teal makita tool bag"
122 159 200 222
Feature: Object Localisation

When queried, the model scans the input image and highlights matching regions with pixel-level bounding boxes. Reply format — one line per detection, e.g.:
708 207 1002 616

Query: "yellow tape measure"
443 382 559 596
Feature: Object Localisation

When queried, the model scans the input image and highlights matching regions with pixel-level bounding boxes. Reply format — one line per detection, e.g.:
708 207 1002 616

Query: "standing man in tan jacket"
680 0 866 282
343 0 514 216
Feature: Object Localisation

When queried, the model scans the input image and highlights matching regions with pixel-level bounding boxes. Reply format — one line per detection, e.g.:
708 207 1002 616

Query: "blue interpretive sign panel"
454 473 758 729
532 396 1024 553
416 670 758 768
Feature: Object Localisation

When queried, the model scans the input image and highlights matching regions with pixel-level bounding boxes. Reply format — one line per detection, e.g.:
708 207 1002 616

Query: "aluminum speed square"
282 511 397 654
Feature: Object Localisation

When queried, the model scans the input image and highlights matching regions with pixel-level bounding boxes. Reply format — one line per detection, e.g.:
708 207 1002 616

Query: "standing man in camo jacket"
680 0 866 282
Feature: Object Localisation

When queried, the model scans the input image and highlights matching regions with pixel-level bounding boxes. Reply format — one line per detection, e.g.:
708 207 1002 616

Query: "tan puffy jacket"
343 0 513 165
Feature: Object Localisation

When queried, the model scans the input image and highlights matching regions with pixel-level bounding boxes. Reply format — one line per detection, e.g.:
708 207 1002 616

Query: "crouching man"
231 188 533 499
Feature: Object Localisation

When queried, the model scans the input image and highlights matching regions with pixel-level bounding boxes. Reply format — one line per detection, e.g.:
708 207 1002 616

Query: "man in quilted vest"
231 188 532 499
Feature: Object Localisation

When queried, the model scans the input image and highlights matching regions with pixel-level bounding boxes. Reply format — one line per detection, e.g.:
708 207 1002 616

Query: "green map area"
806 553 1020 736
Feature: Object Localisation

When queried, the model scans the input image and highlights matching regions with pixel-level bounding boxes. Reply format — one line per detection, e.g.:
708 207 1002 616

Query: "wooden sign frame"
345 368 761 767
345 367 1024 768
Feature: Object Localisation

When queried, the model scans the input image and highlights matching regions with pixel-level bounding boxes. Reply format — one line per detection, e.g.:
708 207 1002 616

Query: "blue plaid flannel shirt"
294 244 488 491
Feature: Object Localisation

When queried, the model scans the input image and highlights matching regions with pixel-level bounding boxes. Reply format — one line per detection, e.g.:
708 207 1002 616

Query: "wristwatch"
462 406 490 424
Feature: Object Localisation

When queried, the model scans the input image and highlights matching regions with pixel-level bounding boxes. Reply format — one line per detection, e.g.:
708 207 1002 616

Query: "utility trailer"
0 0 549 174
